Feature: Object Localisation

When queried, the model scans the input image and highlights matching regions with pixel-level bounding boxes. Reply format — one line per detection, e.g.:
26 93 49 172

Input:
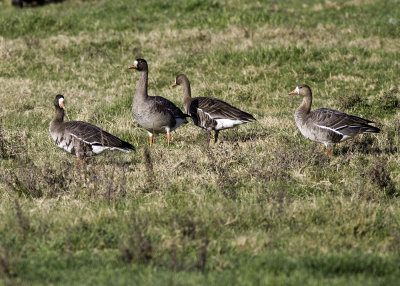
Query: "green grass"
1 0 400 285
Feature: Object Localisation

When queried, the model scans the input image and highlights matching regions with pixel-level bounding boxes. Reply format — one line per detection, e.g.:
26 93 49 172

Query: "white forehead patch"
295 86 300 94
58 97 64 106
134 60 138 66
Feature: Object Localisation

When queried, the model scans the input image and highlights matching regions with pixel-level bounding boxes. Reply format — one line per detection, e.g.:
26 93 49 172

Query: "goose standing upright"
128 59 188 146
50 94 134 165
288 84 380 156
172 74 256 144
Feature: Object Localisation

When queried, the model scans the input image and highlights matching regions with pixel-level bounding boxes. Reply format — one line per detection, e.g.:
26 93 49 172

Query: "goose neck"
53 108 64 122
134 70 148 101
181 80 192 106
296 95 312 116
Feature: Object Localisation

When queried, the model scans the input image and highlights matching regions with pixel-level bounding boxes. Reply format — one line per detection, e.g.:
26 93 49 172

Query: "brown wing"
310 108 380 136
194 97 255 121
64 121 135 150
151 96 189 121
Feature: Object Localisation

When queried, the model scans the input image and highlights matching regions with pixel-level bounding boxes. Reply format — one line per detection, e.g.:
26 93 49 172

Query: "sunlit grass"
0 0 399 285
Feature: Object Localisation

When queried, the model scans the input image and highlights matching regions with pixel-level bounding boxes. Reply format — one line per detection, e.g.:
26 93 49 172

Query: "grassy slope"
0 0 400 285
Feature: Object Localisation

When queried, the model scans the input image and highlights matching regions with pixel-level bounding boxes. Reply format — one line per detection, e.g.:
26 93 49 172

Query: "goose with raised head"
288 84 380 156
172 74 256 144
50 94 134 165
128 59 188 146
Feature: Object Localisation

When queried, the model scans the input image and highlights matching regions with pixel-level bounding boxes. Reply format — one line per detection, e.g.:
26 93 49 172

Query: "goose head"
128 58 148 71
172 74 189 87
288 84 312 97
54 94 65 110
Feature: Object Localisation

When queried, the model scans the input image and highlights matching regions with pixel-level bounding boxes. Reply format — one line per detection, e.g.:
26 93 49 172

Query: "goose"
128 59 188 146
288 84 380 156
172 74 256 144
50 94 134 165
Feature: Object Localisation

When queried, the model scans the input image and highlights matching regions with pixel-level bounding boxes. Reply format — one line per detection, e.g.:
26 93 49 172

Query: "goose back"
51 120 134 157
190 97 256 131
133 95 188 133
299 108 380 145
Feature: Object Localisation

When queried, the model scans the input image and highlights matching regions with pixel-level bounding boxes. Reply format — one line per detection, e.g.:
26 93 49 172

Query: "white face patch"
58 97 64 107
295 86 300 94
134 60 138 66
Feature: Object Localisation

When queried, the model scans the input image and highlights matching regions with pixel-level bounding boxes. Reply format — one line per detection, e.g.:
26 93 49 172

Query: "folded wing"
64 121 134 152
311 108 380 137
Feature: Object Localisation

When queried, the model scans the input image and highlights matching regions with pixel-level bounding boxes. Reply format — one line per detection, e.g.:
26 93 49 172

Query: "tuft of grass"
0 246 17 280
0 121 7 159
14 199 30 240
338 93 366 110
142 147 157 192
121 213 153 265
368 157 398 198
0 120 28 161
371 88 399 116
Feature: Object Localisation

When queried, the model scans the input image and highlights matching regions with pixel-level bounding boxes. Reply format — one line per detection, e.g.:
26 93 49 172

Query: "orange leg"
149 135 154 147
326 146 331 157
167 133 171 146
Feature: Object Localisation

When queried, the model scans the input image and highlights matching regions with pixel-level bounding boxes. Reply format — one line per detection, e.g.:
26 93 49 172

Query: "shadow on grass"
11 0 64 8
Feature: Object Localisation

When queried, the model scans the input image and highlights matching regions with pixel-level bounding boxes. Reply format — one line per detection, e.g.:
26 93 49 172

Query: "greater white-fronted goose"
50 94 134 164
172 74 256 144
128 59 188 146
288 84 380 156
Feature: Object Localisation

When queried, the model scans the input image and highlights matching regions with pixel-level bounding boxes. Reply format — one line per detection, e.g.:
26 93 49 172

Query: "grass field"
1 0 400 285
